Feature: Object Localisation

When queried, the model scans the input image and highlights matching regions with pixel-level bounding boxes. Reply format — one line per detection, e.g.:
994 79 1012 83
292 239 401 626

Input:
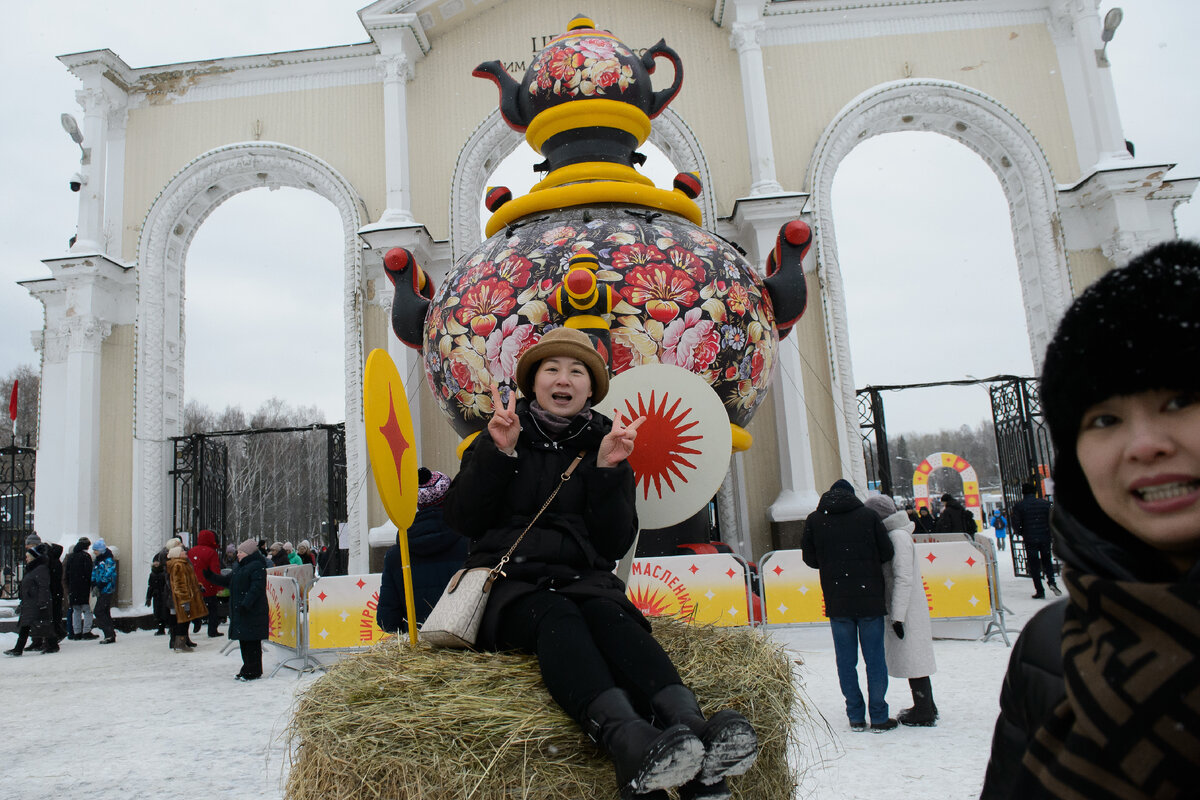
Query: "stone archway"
805 79 1073 487
132 141 368 579
449 108 720 264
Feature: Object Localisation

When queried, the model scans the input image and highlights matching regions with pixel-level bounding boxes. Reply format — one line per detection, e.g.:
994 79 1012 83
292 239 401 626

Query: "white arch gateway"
24 0 1194 605
132 142 370 578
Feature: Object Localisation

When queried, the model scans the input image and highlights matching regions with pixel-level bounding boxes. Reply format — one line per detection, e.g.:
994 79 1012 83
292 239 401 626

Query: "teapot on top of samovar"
384 14 812 449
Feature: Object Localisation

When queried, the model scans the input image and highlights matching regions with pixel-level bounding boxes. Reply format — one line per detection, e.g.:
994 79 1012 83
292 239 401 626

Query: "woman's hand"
488 381 520 455
598 413 646 468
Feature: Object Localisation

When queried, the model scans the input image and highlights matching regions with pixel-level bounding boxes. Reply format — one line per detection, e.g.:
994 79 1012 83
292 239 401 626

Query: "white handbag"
420 451 585 648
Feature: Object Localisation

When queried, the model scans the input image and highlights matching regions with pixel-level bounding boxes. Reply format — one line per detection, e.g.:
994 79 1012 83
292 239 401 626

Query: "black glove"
892 621 905 639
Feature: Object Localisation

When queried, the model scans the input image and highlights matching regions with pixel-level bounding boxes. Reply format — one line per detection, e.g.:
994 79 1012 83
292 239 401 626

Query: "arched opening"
832 131 1034 435
185 187 344 423
806 79 1072 485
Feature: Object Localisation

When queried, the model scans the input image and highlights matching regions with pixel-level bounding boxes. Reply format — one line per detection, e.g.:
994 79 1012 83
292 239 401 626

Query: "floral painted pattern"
422 209 779 438
530 36 635 99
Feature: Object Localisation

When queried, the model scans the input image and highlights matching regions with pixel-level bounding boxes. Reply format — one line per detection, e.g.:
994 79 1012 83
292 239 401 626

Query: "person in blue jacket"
376 467 468 634
90 539 118 644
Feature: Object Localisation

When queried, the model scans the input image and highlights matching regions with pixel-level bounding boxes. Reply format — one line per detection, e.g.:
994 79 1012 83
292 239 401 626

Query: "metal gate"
170 423 346 554
988 377 1056 577
0 444 36 598
857 388 892 496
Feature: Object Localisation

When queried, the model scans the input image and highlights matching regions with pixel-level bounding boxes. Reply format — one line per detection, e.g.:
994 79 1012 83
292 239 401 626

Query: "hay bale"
285 617 807 800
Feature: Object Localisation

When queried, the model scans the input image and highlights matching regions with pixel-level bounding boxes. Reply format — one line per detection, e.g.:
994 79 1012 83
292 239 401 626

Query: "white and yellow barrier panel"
626 553 752 627
306 573 385 651
759 538 993 626
758 550 826 625
267 575 301 648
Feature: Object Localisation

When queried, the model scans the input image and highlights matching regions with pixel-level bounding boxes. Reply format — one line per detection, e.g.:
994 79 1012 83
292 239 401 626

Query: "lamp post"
1096 7 1124 68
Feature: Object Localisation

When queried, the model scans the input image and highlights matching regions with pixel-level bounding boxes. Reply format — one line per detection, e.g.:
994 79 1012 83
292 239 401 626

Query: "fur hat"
165 537 183 551
514 327 609 404
417 467 451 509
297 540 311 553
1041 240 1200 537
863 493 897 519
167 546 185 559
237 539 259 557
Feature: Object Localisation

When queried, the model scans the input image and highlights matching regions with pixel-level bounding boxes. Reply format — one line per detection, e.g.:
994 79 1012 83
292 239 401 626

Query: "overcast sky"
1 1 1196 437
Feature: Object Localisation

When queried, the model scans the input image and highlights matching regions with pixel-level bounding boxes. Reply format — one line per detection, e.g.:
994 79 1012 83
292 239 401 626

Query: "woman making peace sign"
442 327 757 800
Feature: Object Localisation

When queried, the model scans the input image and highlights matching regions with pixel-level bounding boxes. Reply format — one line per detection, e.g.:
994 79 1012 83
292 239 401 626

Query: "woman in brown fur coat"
166 546 207 652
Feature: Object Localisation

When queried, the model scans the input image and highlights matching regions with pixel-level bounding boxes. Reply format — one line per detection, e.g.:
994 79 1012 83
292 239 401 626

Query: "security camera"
69 172 84 192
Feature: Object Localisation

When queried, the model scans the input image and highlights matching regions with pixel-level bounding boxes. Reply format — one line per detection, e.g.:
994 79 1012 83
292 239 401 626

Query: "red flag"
7 380 15 422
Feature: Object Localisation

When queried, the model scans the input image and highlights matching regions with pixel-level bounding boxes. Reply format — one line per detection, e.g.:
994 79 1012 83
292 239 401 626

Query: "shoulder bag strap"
489 450 587 580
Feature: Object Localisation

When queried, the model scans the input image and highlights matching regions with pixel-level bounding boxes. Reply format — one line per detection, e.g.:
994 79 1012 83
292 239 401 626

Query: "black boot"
897 676 938 727
650 684 758 785
583 687 704 798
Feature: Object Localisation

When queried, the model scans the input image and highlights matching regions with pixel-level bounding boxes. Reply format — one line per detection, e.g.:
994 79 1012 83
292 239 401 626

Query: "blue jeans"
830 616 889 724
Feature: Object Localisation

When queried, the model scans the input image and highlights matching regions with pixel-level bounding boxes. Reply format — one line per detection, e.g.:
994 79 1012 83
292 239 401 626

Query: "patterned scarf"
1023 569 1200 798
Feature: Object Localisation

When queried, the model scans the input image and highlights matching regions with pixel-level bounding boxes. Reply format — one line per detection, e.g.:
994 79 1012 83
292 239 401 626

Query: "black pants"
496 592 681 722
239 639 263 678
13 626 30 653
1027 541 1057 594
93 593 116 639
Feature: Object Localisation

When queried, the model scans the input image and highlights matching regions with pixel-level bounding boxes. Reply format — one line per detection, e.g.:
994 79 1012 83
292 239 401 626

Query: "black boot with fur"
650 684 758 788
897 676 939 727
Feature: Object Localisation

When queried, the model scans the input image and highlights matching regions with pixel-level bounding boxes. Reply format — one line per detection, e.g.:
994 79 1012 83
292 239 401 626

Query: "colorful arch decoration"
912 451 982 528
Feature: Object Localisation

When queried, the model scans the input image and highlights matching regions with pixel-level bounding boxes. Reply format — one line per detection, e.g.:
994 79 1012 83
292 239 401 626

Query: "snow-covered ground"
0 530 1037 800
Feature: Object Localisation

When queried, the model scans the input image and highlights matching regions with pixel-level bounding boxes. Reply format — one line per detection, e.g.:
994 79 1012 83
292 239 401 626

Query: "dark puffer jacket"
442 400 641 650
205 550 268 640
64 541 93 605
377 507 468 634
801 488 894 618
934 496 977 535
18 552 53 635
1010 492 1053 545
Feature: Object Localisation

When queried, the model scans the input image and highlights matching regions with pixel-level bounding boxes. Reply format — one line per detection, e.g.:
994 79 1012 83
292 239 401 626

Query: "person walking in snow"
1010 482 1060 599
166 545 207 652
934 493 977 537
802 479 897 733
981 240 1200 797
205 539 269 680
864 494 938 727
4 543 57 656
990 509 1008 552
90 539 118 644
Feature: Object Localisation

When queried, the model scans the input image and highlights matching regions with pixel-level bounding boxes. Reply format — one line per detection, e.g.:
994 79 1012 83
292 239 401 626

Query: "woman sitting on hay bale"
441 327 757 800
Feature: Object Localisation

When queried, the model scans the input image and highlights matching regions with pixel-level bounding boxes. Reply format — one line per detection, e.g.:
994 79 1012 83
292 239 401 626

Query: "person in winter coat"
914 506 936 533
980 240 1200 798
283 542 302 566
166 546 208 652
802 479 897 733
146 555 171 635
863 494 938 727
204 539 269 681
64 537 97 639
267 542 289 567
442 327 757 800
187 529 223 637
934 493 977 536
46 543 66 642
4 544 57 656
295 540 318 568
377 468 469 634
990 509 1008 551
1010 483 1060 599
90 539 118 644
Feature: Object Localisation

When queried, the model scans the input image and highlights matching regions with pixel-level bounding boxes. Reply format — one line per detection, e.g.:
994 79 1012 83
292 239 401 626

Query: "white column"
1049 0 1130 173
730 0 783 195
377 52 417 226
71 87 109 253
61 315 110 537
104 102 128 255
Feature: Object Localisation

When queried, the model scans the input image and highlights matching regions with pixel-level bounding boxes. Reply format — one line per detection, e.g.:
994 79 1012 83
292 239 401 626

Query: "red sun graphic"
618 390 703 500
628 584 676 617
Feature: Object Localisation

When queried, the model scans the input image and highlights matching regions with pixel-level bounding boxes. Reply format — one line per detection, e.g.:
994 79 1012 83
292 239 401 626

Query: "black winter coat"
377 507 468 634
442 401 643 650
801 489 894 618
47 545 64 602
980 505 1200 798
934 498 976 535
1010 493 1053 545
17 555 53 635
205 550 268 640
64 544 93 605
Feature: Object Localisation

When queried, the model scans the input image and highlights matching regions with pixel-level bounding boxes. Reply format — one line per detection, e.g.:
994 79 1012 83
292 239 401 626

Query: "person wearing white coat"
864 494 938 726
